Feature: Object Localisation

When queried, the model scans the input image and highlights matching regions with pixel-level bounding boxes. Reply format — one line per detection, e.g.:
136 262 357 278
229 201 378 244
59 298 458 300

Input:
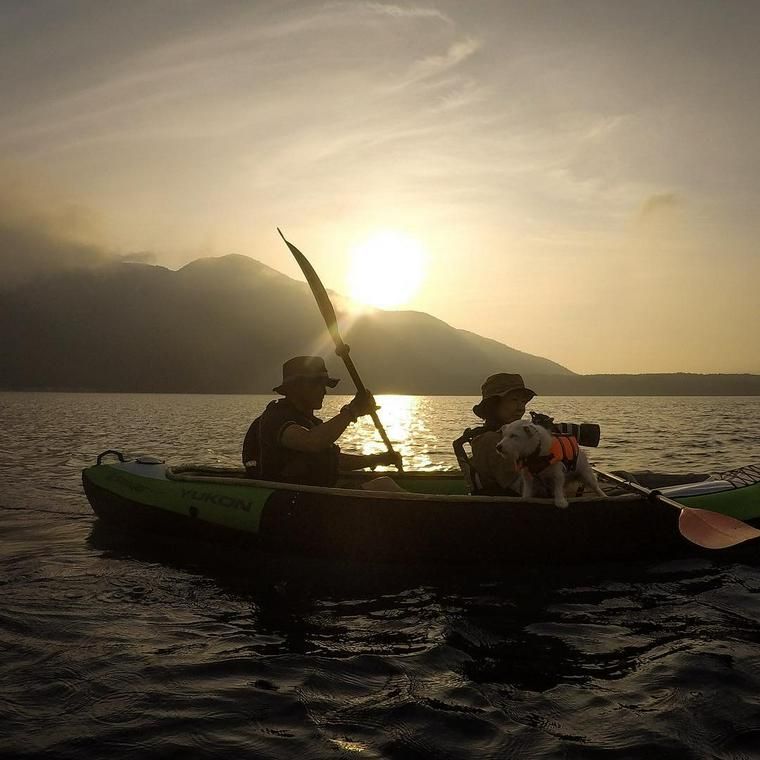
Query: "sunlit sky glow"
1 0 759 373
346 230 426 308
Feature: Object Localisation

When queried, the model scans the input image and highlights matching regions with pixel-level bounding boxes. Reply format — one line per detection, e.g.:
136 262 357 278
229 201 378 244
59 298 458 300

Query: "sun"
346 230 427 309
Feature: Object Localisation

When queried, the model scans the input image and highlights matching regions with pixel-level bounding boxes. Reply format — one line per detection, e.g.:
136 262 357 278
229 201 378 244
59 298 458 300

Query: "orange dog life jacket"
517 434 580 475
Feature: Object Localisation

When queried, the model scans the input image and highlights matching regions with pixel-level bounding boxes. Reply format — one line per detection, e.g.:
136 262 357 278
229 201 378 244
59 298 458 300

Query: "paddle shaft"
340 351 398 456
277 229 402 471
594 468 684 510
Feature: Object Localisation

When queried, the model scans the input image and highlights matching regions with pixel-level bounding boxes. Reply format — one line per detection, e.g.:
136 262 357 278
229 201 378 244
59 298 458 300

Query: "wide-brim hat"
273 355 340 394
472 373 536 419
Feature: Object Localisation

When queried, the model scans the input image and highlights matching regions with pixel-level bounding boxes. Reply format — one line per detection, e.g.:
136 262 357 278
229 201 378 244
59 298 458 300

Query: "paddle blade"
678 507 760 549
278 229 343 348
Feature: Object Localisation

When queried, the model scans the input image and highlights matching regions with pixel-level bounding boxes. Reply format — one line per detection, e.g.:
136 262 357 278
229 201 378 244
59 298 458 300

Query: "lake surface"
1 393 759 758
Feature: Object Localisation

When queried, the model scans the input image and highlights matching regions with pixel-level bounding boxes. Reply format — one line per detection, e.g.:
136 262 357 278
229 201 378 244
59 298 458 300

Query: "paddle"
594 468 760 549
277 228 403 472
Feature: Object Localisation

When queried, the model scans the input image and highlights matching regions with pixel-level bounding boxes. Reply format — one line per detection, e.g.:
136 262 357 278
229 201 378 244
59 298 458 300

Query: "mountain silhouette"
2 253 758 394
0 254 572 393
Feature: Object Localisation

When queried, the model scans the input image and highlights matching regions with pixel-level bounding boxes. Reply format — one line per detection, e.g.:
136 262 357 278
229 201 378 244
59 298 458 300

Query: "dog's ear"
523 425 534 437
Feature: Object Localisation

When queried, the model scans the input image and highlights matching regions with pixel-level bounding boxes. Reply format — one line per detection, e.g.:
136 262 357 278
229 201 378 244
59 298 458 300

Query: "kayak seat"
452 428 485 495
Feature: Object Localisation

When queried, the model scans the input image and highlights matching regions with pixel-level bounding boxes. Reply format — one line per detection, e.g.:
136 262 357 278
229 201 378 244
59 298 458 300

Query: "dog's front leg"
551 470 569 508
520 472 534 500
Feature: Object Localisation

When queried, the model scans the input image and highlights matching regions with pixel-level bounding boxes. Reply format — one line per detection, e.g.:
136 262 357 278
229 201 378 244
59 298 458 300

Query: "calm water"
1 393 759 758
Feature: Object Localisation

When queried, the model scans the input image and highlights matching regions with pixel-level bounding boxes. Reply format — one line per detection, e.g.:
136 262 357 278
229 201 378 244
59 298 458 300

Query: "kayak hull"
82 458 760 565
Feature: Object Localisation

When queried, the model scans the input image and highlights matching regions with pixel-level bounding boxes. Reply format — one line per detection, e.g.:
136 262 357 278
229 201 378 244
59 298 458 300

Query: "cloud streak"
639 192 679 220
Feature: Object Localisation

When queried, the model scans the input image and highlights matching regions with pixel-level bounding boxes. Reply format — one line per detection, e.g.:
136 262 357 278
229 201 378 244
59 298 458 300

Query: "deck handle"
96 449 126 465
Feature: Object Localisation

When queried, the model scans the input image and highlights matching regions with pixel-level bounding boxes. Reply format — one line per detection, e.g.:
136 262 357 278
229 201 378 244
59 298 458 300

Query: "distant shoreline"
2 388 759 397
3 372 759 397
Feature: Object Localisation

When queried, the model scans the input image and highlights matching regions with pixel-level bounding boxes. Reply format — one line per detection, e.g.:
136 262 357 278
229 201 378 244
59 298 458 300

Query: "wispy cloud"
0 186 109 287
639 192 679 220
392 37 481 90
326 1 451 23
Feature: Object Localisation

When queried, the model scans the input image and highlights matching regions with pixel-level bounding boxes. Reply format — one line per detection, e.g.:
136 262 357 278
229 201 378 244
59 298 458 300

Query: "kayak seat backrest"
452 429 484 495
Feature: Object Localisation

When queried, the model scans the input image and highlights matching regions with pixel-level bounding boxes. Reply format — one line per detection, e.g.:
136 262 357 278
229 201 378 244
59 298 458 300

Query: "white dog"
496 420 605 508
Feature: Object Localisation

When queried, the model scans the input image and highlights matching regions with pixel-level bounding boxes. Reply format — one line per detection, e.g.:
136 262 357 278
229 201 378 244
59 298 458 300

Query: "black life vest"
242 399 339 487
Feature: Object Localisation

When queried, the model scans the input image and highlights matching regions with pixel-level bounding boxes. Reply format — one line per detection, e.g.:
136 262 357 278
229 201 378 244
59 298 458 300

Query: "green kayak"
82 452 760 564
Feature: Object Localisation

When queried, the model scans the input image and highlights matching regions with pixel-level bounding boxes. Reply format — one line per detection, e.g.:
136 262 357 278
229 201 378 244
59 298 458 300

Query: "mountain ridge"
1 252 757 395
0 252 573 394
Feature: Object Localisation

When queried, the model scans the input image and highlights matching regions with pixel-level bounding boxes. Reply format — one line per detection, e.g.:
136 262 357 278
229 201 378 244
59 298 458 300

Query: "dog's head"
496 420 544 459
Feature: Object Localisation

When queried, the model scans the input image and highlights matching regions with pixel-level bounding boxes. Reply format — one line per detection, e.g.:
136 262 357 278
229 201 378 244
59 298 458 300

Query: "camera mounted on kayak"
529 411 601 448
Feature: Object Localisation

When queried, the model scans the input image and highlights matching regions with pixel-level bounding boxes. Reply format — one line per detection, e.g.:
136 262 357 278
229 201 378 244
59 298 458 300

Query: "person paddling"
242 356 401 486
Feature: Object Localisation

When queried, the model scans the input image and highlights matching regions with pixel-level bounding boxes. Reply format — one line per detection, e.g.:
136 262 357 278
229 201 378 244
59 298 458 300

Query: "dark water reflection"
1 393 760 757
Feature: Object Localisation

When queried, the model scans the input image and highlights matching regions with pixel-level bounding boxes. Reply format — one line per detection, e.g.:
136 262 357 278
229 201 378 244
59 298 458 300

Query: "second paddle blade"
678 507 760 549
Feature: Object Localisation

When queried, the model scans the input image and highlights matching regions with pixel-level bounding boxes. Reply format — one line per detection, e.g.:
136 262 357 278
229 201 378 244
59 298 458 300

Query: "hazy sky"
2 0 759 373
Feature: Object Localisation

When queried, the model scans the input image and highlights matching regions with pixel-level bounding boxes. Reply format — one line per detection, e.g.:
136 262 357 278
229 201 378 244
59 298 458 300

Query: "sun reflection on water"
338 394 454 471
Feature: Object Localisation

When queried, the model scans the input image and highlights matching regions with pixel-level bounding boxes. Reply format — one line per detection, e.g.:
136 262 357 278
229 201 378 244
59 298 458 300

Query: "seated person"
469 373 536 495
242 356 401 486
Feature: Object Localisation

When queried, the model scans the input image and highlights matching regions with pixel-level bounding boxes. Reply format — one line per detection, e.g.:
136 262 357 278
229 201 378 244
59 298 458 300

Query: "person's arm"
281 409 352 452
339 451 402 471
279 391 378 453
